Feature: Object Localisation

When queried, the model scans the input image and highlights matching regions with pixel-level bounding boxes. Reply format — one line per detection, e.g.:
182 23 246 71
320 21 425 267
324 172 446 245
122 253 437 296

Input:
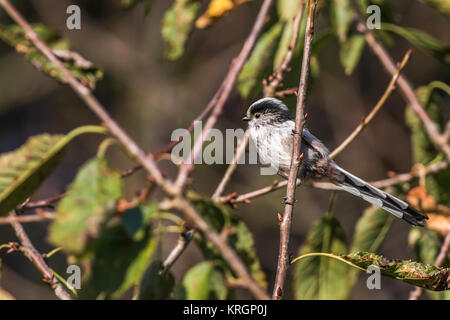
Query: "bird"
242 97 428 227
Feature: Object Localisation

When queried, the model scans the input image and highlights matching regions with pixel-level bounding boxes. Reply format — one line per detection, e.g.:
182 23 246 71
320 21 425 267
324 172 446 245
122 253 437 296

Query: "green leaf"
294 216 351 300
343 252 450 291
175 261 228 300
161 0 200 60
419 0 450 16
339 34 365 75
78 216 157 299
237 22 283 99
328 0 354 42
123 204 158 241
0 126 107 215
138 261 175 300
351 206 394 253
0 24 103 89
405 81 450 204
49 157 122 255
277 0 301 21
187 190 267 290
381 23 450 66
409 228 450 299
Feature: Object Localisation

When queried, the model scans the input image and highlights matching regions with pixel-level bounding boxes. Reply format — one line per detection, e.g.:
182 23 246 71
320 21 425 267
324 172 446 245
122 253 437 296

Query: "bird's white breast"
248 120 294 176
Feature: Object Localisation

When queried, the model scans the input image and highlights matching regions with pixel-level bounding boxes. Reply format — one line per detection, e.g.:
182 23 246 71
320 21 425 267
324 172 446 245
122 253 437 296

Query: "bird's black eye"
254 112 261 119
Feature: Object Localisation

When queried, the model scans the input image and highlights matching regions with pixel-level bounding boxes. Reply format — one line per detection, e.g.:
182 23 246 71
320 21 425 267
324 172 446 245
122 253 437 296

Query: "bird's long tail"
332 165 428 226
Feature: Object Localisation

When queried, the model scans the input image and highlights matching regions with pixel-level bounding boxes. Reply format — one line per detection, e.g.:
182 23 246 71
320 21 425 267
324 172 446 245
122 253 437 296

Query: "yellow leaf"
195 0 251 29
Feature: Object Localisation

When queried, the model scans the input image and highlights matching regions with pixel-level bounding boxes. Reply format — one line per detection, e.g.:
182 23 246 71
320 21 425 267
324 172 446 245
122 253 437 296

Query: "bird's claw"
282 197 297 205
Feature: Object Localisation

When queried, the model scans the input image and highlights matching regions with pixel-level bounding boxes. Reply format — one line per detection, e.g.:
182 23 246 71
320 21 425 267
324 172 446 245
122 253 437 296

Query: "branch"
6 211 72 300
272 0 318 300
329 49 412 159
211 134 249 201
263 0 306 97
360 22 450 161
409 230 450 300
162 229 194 271
174 0 275 191
0 210 54 224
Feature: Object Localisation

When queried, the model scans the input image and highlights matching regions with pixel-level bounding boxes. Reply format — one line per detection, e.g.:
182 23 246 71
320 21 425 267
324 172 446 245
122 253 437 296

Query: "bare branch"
162 229 194 271
7 211 71 300
272 0 318 300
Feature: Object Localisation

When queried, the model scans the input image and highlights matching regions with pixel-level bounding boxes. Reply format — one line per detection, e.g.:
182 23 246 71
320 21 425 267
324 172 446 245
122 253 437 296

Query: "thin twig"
263 0 306 97
174 0 275 192
162 230 194 271
272 0 318 300
360 22 450 161
329 49 412 159
7 211 72 300
0 210 54 224
211 134 249 201
409 230 450 300
218 160 449 205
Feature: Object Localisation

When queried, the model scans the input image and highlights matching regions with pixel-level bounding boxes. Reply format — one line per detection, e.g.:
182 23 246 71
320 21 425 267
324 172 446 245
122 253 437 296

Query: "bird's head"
242 98 293 127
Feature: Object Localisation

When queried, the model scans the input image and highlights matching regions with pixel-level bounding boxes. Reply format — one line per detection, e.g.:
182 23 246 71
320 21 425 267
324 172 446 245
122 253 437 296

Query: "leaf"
0 24 103 89
138 261 175 300
162 0 200 60
351 206 394 253
328 0 354 42
294 216 351 300
277 0 301 21
419 0 450 16
381 23 450 66
175 261 228 300
78 215 157 299
409 228 450 299
0 126 107 215
195 0 251 29
49 157 122 255
405 81 450 204
187 190 267 289
339 34 365 75
237 22 283 99
343 252 450 291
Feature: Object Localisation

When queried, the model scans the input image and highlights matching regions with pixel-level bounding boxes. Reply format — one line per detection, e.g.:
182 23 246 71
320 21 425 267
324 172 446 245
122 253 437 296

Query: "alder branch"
6 211 72 300
409 230 450 300
0 210 54 224
272 0 318 300
360 22 450 161
162 229 194 271
0 0 271 300
329 49 412 159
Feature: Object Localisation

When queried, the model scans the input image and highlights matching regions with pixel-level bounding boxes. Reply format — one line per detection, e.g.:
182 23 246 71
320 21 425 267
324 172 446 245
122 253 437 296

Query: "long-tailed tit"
243 97 428 226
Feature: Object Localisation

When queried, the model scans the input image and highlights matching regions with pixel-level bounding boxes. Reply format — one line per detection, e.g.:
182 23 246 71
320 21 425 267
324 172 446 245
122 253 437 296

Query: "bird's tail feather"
333 165 428 227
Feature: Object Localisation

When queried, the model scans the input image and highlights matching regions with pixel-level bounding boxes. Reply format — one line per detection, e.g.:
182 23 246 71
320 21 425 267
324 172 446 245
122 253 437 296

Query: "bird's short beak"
242 116 250 122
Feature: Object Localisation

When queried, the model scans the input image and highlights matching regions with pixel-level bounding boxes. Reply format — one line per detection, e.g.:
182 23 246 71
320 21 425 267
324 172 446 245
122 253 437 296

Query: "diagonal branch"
272 0 318 300
7 211 72 300
173 0 275 192
329 49 412 159
360 23 450 161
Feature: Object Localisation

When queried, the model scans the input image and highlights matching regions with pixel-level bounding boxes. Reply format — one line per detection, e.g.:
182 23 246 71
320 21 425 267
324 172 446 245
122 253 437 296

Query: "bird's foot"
282 197 297 206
